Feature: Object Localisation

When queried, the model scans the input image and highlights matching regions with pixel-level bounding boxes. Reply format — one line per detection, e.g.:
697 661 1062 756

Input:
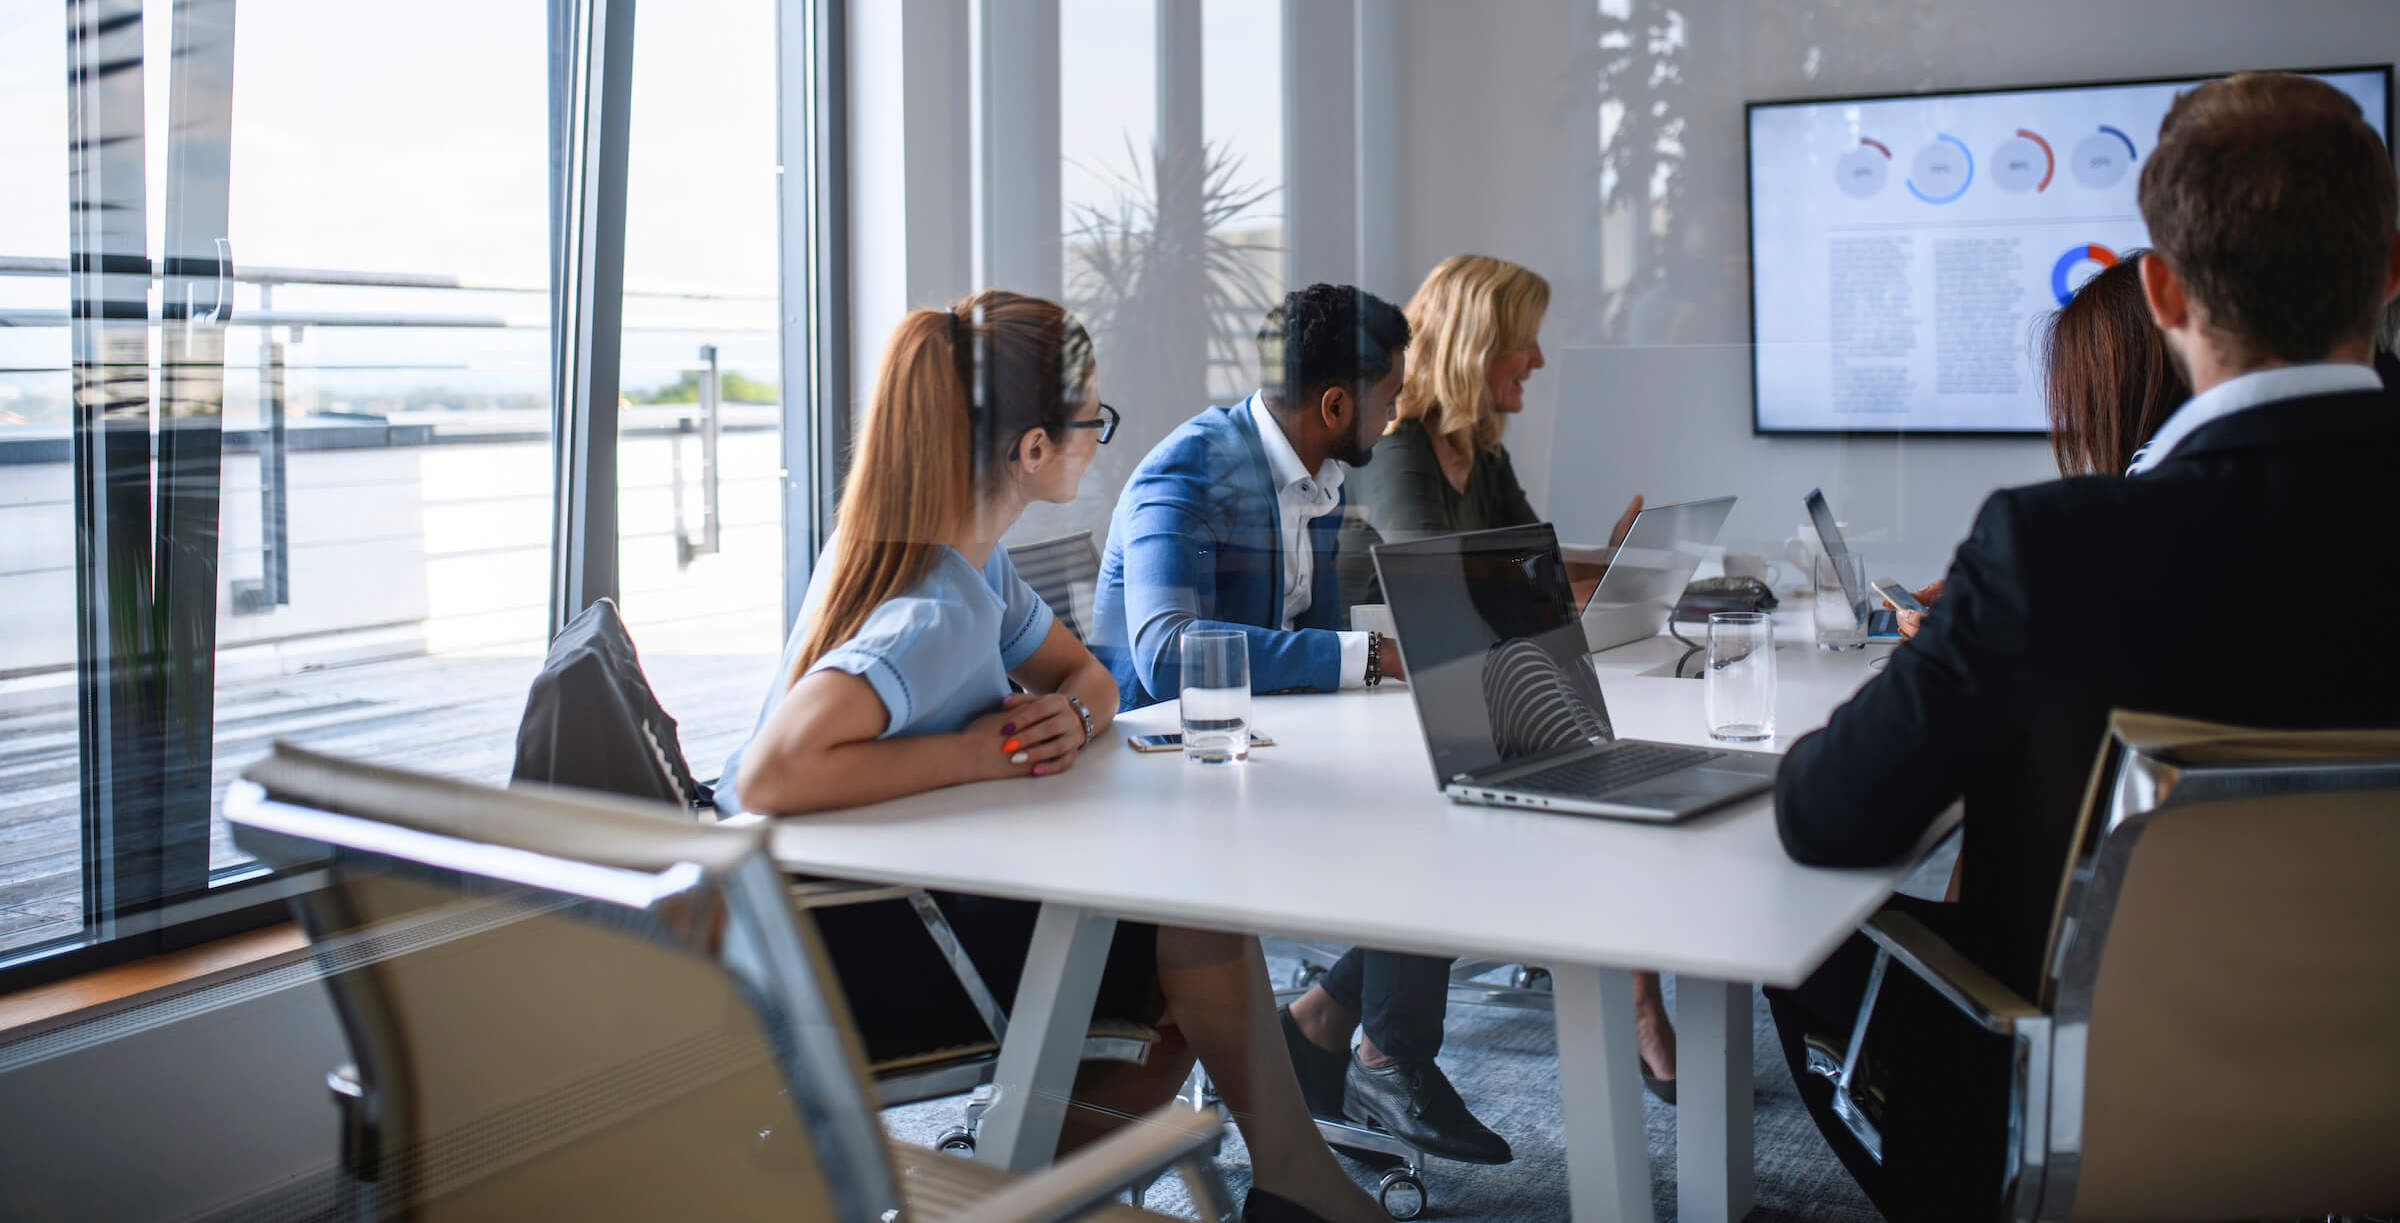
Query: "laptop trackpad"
1608 763 1773 816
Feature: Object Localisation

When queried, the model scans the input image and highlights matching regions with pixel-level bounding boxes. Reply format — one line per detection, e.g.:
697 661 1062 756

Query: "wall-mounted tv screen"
1747 66 2391 435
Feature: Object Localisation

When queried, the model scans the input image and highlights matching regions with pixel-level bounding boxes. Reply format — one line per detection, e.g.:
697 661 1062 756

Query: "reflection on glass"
0 2 79 953
615 0 784 771
202 0 556 873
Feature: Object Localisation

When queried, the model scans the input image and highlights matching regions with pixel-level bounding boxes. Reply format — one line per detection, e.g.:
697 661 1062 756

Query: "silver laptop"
1574 495 1737 653
1371 523 1776 821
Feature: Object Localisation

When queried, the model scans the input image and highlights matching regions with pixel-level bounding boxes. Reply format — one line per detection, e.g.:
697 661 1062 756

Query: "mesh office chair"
228 743 1237 1222
511 600 1161 1160
1007 531 1102 645
1805 711 2400 1221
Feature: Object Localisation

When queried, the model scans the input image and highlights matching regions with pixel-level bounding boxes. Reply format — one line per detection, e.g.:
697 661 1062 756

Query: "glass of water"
1179 628 1251 764
1813 552 1869 651
1706 612 1776 743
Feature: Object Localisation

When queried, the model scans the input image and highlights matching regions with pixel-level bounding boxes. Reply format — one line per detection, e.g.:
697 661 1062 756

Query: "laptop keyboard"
1507 741 1722 798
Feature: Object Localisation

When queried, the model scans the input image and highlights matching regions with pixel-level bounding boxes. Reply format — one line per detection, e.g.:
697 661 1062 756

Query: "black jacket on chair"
1775 387 2400 1001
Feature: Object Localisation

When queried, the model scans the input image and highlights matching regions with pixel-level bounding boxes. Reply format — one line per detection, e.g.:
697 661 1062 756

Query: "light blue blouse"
716 539 1054 815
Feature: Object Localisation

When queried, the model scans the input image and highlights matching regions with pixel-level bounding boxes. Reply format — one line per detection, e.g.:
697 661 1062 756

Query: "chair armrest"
945 1104 1228 1223
1861 909 2042 1035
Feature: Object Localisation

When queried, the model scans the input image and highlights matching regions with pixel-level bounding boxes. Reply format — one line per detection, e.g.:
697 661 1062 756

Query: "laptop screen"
1803 487 1869 617
1371 524 1615 786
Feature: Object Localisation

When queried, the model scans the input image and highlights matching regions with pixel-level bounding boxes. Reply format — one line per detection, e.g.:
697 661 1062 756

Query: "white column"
980 0 1061 297
849 0 973 402
1353 0 1400 300
1282 0 1358 288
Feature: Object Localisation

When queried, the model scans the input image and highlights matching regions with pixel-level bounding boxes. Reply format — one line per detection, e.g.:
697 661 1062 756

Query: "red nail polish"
1003 738 1022 753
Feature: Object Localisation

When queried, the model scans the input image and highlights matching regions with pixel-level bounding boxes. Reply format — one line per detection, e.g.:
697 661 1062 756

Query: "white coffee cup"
1785 523 1848 589
1721 550 1781 586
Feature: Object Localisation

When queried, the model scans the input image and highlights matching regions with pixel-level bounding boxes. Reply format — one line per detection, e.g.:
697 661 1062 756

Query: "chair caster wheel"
1290 960 1330 990
1377 1169 1427 1219
1511 965 1552 991
935 1127 976 1156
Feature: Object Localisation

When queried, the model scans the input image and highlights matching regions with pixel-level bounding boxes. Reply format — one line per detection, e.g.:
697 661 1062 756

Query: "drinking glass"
1706 612 1777 743
1179 629 1251 764
1813 552 1869 651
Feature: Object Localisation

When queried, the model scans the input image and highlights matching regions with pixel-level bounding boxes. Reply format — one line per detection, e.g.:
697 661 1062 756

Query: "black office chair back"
513 597 701 810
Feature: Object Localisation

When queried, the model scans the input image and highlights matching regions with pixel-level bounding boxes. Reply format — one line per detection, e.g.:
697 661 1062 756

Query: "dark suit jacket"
1775 388 2400 999
1091 400 1347 710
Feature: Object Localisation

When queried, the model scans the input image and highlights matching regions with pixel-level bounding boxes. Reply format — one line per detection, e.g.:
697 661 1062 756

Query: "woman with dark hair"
1892 253 2191 636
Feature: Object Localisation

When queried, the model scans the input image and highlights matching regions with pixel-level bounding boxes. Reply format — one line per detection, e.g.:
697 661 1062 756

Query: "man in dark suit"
1768 72 2400 1222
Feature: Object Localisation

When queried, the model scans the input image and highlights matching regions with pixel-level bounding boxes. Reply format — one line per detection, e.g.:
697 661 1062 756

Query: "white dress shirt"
1246 394 1371 687
2125 361 2383 474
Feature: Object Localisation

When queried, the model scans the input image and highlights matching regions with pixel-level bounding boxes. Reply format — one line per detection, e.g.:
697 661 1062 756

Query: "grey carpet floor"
882 962 1881 1222
880 844 1957 1220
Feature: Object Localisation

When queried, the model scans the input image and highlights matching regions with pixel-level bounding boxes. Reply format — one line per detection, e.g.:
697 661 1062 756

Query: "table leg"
1677 976 1756 1223
975 902 1118 1172
1552 963 1655 1222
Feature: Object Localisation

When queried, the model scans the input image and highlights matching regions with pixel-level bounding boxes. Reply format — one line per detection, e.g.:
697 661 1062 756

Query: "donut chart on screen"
1906 133 1974 203
2071 125 2138 188
1990 128 2054 192
1835 137 1891 197
2051 243 2121 305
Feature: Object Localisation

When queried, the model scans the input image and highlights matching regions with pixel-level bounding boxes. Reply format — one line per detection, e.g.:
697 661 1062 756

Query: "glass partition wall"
0 0 827 979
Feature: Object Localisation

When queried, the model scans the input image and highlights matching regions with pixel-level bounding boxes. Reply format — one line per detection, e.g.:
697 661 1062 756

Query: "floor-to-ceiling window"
613 0 786 777
0 0 823 980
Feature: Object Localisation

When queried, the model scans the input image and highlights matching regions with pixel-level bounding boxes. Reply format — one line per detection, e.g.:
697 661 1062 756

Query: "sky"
0 0 1287 405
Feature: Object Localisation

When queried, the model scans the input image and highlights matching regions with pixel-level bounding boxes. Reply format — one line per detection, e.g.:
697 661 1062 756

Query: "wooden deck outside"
0 647 775 957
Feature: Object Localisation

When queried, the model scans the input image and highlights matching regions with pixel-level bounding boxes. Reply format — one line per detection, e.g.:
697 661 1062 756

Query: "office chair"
1007 531 1102 645
228 743 1237 1222
1805 711 2400 1221
511 600 1163 1165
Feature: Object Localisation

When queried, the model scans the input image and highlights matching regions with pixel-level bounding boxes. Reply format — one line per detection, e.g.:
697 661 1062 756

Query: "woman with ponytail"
724 290 1383 1223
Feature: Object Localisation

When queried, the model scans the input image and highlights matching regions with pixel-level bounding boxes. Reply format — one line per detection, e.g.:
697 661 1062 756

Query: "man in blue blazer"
1093 286 1515 1165
1092 284 1410 707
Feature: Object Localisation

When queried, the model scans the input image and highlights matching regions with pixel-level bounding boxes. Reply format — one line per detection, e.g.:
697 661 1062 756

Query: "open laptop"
1802 488 1904 642
1573 495 1737 653
1371 523 1776 821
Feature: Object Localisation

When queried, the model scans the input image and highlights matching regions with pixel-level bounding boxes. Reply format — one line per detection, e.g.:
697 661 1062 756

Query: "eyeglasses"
1060 402 1120 445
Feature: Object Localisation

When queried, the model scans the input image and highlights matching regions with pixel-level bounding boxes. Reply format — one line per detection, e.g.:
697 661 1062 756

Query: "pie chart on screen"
2051 243 2120 305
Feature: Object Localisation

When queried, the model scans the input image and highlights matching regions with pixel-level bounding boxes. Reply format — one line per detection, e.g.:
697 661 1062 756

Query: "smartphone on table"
1127 732 1276 753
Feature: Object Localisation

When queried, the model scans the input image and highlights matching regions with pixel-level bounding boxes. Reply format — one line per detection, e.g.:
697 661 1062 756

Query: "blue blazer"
1092 400 1347 710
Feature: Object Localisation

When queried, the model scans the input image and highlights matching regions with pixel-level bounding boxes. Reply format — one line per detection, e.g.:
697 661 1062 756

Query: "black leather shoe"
1277 1005 1349 1119
1243 1188 1330 1222
1343 1053 1514 1164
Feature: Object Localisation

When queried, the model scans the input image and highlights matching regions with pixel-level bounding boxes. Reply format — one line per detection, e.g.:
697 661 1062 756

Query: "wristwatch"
1064 694 1096 746
1364 632 1386 688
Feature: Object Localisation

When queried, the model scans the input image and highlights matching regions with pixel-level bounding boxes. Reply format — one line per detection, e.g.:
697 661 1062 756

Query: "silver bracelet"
1064 694 1096 746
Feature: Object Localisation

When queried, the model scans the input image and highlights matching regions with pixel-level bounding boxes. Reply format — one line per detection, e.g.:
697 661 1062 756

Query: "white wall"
1390 0 2400 578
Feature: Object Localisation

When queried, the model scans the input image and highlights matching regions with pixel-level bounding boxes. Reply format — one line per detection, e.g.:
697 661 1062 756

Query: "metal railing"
1 254 777 611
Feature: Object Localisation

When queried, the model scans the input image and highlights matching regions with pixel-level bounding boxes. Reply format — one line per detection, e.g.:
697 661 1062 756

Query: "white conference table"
769 617 1951 1222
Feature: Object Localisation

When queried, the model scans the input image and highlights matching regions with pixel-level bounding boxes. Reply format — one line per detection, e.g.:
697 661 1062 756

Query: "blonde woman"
1325 256 1675 1102
1337 254 1643 608
726 290 1383 1223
